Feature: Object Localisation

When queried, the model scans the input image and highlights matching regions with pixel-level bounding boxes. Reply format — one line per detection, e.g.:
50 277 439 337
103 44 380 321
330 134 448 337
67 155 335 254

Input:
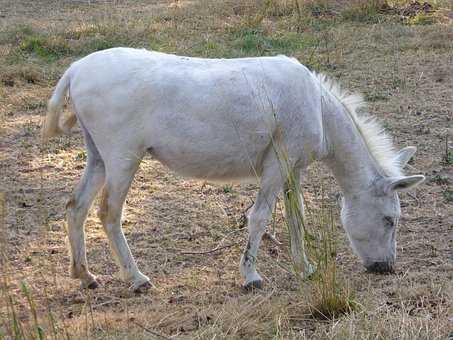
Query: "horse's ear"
395 146 417 168
383 175 425 193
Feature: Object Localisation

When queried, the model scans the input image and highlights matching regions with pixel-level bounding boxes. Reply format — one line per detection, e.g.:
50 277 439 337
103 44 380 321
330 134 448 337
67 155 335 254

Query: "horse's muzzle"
365 261 395 274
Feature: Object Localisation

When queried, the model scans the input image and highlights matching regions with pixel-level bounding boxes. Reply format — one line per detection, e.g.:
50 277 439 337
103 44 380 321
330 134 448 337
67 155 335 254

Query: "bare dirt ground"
0 1 452 339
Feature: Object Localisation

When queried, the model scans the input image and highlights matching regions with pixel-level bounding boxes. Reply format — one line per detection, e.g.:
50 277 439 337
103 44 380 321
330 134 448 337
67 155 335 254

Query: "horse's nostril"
366 261 395 274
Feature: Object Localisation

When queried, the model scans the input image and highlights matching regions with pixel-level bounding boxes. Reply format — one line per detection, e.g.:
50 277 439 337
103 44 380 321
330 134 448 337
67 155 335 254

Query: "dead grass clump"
264 0 295 17
304 206 358 320
192 292 289 339
340 0 388 23
273 140 357 320
312 305 451 339
0 64 44 86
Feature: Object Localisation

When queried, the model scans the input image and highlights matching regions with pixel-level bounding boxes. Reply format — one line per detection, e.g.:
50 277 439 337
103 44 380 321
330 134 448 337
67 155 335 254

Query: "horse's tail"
41 68 77 142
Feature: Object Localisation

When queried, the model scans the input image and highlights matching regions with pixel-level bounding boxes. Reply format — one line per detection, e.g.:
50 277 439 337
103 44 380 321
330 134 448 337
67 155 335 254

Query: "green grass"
272 137 357 319
232 28 313 56
19 35 70 61
443 188 453 203
222 184 234 194
4 0 444 68
442 150 453 165
431 175 450 185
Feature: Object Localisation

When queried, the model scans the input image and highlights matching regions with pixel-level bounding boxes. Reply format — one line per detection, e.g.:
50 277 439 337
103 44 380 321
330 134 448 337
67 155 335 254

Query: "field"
0 0 452 338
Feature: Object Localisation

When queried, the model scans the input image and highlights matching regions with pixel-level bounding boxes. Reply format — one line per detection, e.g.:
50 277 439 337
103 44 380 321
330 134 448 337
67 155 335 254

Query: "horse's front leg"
240 165 283 289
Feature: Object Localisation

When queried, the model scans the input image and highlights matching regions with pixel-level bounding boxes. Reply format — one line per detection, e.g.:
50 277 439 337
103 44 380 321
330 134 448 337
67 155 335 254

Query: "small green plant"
231 28 310 56
365 91 389 102
23 120 35 137
76 150 87 162
442 150 453 165
304 0 335 18
382 120 392 131
341 1 385 23
431 174 449 185
441 136 453 165
443 188 453 203
222 184 233 193
19 35 71 61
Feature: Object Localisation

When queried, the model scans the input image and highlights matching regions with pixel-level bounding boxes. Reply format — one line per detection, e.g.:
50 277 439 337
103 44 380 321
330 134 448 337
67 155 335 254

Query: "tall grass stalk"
21 281 44 339
276 148 315 280
304 190 358 319
271 131 357 319
1 255 25 339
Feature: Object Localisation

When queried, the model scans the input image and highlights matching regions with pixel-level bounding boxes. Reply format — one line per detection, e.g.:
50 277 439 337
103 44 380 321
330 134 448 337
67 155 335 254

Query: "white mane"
314 72 402 178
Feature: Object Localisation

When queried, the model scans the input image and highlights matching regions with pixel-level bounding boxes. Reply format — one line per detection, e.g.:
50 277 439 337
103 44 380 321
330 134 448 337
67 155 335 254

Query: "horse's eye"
383 216 394 227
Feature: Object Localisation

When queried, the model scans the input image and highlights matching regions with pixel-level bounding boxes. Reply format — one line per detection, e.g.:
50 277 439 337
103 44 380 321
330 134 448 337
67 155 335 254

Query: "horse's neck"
322 95 380 195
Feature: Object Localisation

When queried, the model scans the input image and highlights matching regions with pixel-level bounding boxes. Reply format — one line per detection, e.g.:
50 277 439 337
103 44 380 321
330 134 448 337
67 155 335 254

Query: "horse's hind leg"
66 126 105 289
98 153 150 291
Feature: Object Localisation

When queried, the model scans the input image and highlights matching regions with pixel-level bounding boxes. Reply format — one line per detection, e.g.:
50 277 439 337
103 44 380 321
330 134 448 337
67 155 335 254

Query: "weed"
304 0 335 18
431 174 450 185
272 134 357 319
442 136 453 165
341 1 386 23
382 120 392 131
0 24 35 45
260 59 358 320
281 166 315 278
18 35 71 62
264 0 294 17
365 91 389 102
21 282 44 340
222 184 233 194
232 28 310 56
23 120 36 137
442 150 453 165
190 38 227 58
443 188 453 203
75 150 87 162
79 37 118 53
64 23 107 40
305 203 358 319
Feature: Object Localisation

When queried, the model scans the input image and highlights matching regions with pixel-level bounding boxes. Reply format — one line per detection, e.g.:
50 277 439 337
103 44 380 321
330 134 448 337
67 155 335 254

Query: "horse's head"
339 147 425 273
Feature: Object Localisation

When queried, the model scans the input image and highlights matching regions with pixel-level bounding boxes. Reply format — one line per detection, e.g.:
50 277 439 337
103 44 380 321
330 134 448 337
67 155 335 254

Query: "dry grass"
1 0 452 338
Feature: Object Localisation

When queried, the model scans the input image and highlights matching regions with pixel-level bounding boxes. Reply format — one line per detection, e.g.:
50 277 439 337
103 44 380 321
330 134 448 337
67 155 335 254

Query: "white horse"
42 48 424 291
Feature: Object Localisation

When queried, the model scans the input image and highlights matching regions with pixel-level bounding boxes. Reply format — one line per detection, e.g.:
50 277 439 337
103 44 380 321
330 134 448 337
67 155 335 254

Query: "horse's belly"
147 129 269 181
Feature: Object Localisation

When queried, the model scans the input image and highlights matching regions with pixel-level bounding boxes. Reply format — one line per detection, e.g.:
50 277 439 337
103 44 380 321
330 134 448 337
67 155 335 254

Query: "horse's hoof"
131 280 153 293
87 280 99 289
81 279 99 290
243 279 263 291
